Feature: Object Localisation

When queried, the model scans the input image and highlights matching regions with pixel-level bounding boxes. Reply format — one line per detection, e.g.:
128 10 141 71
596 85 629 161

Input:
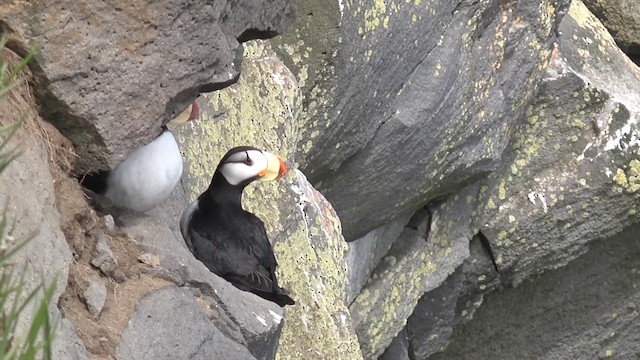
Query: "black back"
184 160 294 307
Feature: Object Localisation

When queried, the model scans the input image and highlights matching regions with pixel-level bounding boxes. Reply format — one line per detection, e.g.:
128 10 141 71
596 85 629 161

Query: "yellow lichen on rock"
175 39 362 360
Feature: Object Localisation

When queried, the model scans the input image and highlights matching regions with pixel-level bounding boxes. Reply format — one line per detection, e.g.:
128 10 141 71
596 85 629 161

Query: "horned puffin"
180 146 295 307
81 100 200 212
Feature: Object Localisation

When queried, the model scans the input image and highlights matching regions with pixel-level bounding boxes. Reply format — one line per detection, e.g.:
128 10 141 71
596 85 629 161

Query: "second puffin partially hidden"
180 146 295 307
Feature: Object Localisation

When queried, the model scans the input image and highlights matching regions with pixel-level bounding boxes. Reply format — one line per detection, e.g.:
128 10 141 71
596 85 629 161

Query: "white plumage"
104 130 184 212
82 100 199 212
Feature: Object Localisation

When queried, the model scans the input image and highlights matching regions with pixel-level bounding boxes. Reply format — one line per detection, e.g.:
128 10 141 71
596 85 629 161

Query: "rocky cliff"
0 0 639 359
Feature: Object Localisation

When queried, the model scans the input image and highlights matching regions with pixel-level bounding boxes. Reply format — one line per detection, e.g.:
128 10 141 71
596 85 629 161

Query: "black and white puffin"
81 100 200 212
180 146 295 307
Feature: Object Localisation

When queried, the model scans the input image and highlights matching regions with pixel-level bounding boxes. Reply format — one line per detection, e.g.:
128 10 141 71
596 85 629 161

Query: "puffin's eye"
244 152 252 165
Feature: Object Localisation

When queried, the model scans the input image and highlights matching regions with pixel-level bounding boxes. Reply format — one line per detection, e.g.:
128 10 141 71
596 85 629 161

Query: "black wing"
186 209 294 306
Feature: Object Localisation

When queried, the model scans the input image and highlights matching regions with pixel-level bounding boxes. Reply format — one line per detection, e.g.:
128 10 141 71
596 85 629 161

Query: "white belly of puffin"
104 131 183 212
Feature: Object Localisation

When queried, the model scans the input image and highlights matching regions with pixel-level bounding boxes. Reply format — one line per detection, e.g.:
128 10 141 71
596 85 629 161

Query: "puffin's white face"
220 149 287 185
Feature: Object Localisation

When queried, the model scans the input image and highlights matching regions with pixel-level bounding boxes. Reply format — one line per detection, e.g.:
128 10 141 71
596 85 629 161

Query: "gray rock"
430 223 640 360
349 218 430 359
407 267 464 359
102 214 116 235
472 0 640 286
0 1 295 172
0 55 72 351
455 235 501 323
116 286 256 360
349 185 476 359
91 231 118 274
379 328 410 360
83 273 107 317
119 214 284 360
583 0 640 60
275 0 571 240
346 213 412 305
52 319 90 360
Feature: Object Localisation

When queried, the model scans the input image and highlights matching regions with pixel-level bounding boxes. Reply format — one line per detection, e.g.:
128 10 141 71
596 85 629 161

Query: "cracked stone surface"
0 0 295 172
275 0 571 240
116 286 257 360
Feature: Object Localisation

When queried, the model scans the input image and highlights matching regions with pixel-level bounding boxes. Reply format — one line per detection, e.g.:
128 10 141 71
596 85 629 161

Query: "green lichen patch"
274 172 362 360
612 159 640 193
175 40 360 359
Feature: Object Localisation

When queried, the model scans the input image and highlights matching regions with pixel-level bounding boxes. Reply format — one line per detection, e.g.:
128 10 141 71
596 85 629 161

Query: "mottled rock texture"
0 0 295 172
346 213 412 304
431 223 640 360
171 41 362 359
425 1 640 358
3 0 640 359
583 0 640 60
275 0 571 241
0 48 74 359
473 0 640 286
116 287 257 360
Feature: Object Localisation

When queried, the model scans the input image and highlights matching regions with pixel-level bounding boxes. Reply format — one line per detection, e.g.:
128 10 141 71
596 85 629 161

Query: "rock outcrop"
420 2 640 357
0 0 295 172
2 0 640 359
583 0 640 61
0 48 77 359
431 223 640 359
275 0 571 241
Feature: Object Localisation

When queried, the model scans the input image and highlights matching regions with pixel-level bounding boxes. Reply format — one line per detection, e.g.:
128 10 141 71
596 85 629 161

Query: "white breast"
105 131 183 212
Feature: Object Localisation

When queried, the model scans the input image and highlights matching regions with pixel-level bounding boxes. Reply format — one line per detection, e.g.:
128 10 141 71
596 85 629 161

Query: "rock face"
3 0 640 359
345 213 412 304
426 1 640 358
583 0 640 60
0 0 295 172
431 223 640 360
406 267 464 359
474 0 640 286
116 287 257 360
0 48 73 359
275 0 571 241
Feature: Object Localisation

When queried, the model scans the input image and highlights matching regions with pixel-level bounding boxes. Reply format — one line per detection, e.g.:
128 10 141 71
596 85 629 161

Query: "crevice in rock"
406 197 447 241
199 73 241 94
477 230 500 275
184 280 247 345
237 28 279 43
623 44 640 67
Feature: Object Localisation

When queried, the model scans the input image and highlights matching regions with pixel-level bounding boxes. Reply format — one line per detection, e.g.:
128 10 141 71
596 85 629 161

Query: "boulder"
0 48 74 358
119 214 285 360
406 267 464 359
116 286 257 360
583 0 640 60
349 185 476 359
0 0 295 172
423 2 640 357
275 0 571 240
430 223 640 359
454 235 501 324
473 0 640 286
52 319 91 360
346 212 412 305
